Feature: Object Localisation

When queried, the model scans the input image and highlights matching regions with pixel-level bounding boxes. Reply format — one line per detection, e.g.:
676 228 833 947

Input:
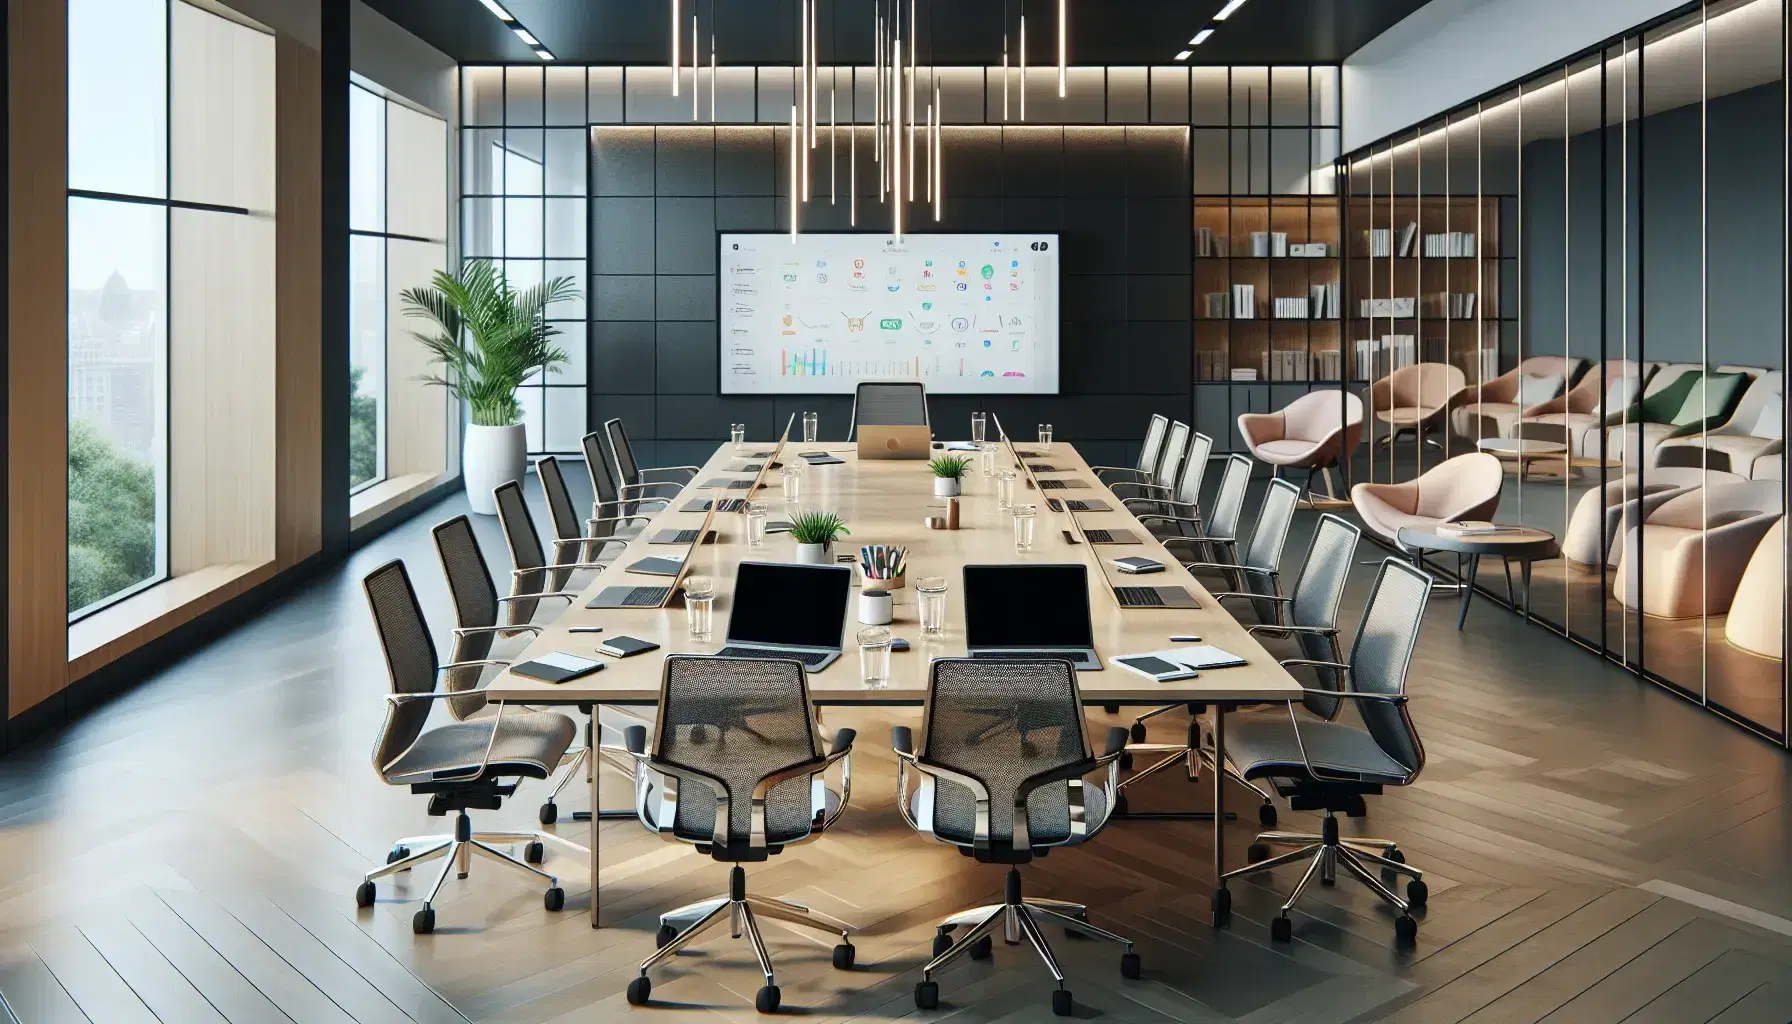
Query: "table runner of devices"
483 437 1304 925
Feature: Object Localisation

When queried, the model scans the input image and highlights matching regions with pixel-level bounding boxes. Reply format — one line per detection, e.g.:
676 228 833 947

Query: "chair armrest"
639 466 700 484
1138 514 1205 527
512 562 611 577
621 481 684 495
1214 590 1285 607
452 624 543 637
1279 658 1352 672
1108 481 1172 496
891 725 914 756
1092 466 1151 479
1124 497 1196 513
1187 562 1275 577
1246 622 1335 636
495 592 577 605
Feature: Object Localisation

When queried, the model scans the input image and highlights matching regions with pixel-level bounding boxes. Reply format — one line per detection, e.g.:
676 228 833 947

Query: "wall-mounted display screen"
718 233 1060 395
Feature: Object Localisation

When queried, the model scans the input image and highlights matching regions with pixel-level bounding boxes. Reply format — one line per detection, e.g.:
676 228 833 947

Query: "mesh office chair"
536 455 638 567
848 380 930 438
493 479 611 604
1090 413 1169 483
1217 558 1432 946
603 417 698 496
1124 431 1213 534
581 429 663 527
895 659 1140 1017
354 560 580 934
1107 420 1188 504
1148 452 1253 567
618 656 857 1014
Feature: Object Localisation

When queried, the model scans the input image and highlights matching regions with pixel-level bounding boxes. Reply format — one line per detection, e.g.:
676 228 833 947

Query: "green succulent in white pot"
402 260 579 514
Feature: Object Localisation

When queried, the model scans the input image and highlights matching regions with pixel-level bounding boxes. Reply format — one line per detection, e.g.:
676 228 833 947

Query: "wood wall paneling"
275 34 325 567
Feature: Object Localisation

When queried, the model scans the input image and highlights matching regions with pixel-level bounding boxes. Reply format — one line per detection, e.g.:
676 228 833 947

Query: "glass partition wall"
1342 0 1789 743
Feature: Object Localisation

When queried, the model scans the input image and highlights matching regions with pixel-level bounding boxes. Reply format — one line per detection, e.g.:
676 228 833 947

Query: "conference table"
483 434 1305 927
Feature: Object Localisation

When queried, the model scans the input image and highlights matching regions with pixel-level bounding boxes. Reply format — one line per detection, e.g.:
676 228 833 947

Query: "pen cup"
858 590 893 625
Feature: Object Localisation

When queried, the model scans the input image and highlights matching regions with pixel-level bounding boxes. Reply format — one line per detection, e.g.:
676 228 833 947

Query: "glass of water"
971 411 988 444
730 423 747 452
744 500 768 547
803 411 819 444
858 626 893 687
683 576 715 640
995 469 1018 510
781 465 803 507
979 442 999 478
916 576 948 636
1037 423 1054 453
1011 504 1038 552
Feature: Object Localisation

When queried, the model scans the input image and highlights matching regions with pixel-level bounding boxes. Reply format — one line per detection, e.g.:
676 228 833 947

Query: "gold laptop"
857 424 933 460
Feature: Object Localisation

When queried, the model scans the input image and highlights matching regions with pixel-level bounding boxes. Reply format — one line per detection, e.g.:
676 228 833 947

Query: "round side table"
1476 437 1569 481
1396 524 1561 630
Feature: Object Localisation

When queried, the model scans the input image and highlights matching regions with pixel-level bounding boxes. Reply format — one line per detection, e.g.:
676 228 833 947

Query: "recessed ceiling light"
513 27 539 46
1191 28 1215 45
534 47 554 61
477 0 515 23
1174 50 1192 61
1213 0 1248 21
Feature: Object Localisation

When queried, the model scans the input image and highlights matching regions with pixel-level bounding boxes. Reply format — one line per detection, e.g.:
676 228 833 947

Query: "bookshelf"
1193 196 1344 385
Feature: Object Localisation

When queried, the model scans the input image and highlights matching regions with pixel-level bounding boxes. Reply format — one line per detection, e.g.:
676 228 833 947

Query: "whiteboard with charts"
717 233 1060 395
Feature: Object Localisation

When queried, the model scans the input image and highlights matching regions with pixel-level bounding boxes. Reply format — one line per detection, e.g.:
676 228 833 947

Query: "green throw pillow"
1667 371 1746 428
1638 370 1700 424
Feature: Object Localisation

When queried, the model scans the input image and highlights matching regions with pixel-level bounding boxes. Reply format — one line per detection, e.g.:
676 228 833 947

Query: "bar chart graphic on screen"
718 233 1060 395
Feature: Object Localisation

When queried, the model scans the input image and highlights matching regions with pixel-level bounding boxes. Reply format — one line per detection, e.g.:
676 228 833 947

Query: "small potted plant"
930 454 970 498
789 511 850 564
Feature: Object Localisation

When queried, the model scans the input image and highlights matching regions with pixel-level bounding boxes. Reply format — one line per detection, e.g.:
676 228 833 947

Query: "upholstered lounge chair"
1238 390 1364 505
1614 480 1783 618
1450 356 1584 439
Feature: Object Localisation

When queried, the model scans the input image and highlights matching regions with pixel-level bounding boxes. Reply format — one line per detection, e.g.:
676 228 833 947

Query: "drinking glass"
730 423 747 452
979 442 998 478
803 411 819 443
781 466 803 506
995 469 1018 510
744 499 768 547
857 626 893 687
1011 504 1038 552
970 411 988 444
1036 423 1054 453
683 576 715 640
916 576 949 636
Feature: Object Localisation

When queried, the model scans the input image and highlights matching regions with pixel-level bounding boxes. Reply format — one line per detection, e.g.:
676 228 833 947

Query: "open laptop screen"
963 564 1095 649
726 562 852 648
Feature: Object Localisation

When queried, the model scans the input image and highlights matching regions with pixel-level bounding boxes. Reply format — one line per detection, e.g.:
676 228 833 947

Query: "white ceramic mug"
858 590 893 625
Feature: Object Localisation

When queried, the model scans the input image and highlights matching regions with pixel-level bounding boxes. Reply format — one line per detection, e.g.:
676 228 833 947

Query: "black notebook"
510 652 606 684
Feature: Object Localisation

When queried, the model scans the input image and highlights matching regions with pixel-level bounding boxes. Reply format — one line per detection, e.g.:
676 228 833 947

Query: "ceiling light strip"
672 0 680 95
933 82 942 221
892 30 903 239
1057 0 1066 98
692 14 699 118
1213 0 1248 20
1019 12 1026 120
791 104 800 239
477 0 514 23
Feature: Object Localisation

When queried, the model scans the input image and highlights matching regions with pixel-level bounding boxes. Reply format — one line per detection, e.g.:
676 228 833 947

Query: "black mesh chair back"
849 381 929 438
604 417 641 486
494 479 557 618
920 658 1092 850
583 429 622 506
363 560 439 775
1136 413 1169 476
1235 478 1300 620
1348 559 1431 776
653 655 823 851
432 515 501 720
1175 432 1214 507
537 456 583 546
1286 514 1361 716
1155 421 1190 490
1207 454 1254 543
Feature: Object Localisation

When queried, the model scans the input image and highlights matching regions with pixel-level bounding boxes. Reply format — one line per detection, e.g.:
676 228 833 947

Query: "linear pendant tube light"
810 0 820 150
1191 28 1213 45
908 0 917 201
831 75 838 204
926 101 934 202
933 83 942 221
672 0 680 95
1057 0 1066 97
892 34 903 239
851 121 858 225
1019 11 1027 120
1003 34 1009 120
692 14 699 118
477 0 515 20
1212 0 1248 20
791 104 800 240
710 33 717 121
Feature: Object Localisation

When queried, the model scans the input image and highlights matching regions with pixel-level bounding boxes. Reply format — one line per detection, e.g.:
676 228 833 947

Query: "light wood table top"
484 441 1303 707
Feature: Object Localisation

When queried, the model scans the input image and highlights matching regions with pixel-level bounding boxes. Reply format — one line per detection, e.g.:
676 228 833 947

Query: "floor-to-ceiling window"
67 0 271 618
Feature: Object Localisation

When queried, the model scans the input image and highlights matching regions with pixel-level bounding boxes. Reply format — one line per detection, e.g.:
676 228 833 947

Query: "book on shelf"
1306 282 1342 320
1268 349 1308 381
1229 367 1259 381
1273 295 1311 319
1356 296 1416 318
1231 283 1256 319
1202 291 1231 318
1195 226 1229 257
1310 349 1343 380
1249 232 1290 258
1352 335 1416 379
1397 222 1419 257
1422 231 1478 258
1424 291 1478 319
1195 350 1229 381
1364 222 1420 257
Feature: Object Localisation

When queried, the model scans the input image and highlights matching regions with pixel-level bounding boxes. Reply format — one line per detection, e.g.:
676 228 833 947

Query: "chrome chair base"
356 810 583 933
1220 812 1427 945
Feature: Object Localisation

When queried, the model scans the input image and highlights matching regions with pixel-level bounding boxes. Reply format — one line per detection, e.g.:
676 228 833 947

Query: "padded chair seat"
1253 438 1324 463
382 710 576 784
1376 407 1433 426
642 778 838 846
1655 434 1781 475
1605 420 1679 467
919 779 1108 848
1522 410 1604 456
1226 715 1411 785
1451 401 1524 438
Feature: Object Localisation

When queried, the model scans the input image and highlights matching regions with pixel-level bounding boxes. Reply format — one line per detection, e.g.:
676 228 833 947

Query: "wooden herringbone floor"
3 479 1792 1023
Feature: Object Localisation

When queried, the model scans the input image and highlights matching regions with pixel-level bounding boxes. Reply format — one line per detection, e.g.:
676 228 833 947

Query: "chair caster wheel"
657 923 678 948
1051 989 1074 1016
355 881 375 908
1271 915 1292 942
412 907 435 934
538 802 557 826
1211 887 1232 927
914 980 939 1010
1382 847 1407 885
1102 703 1120 714
1407 879 1428 908
1120 952 1141 979
386 846 410 865
968 936 993 960
1247 842 1271 863
625 976 652 1006
932 931 953 957
1129 721 1147 743
833 942 855 970
755 984 781 1013
544 887 564 911
1395 915 1418 946
524 841 545 864
1259 803 1277 828
1114 793 1130 817
1119 752 1133 772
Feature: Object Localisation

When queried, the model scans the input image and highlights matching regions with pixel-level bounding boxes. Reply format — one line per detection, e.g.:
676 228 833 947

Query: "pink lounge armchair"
1350 452 1504 548
1366 362 1467 449
1517 359 1649 457
1726 518 1783 659
1614 480 1783 619
1238 390 1364 504
1560 467 1743 569
1450 356 1585 440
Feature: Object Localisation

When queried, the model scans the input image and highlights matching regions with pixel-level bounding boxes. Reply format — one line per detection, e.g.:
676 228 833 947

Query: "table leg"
1457 554 1479 631
1211 703 1229 927
574 708 647 822
1522 560 1534 619
589 706 601 928
1503 556 1515 605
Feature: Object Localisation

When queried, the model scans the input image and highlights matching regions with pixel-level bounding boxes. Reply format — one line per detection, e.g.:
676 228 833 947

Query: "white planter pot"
933 477 962 498
794 542 830 565
464 422 527 516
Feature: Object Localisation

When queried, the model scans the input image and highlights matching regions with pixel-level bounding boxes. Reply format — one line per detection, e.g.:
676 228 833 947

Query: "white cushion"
1750 401 1783 440
1516 374 1561 407
1596 377 1641 416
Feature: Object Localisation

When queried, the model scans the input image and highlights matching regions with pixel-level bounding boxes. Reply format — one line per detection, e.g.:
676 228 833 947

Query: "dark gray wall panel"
1002 129 1065 196
715 127 776 195
656 321 720 393
592 126 656 196
591 321 656 392
716 196 776 232
1127 275 1192 322
655 126 717 195
654 198 717 274
591 198 655 273
655 275 717 320
592 274 655 320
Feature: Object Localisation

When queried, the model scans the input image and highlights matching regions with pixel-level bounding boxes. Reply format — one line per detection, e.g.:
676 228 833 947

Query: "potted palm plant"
402 261 579 514
930 454 970 497
788 511 850 565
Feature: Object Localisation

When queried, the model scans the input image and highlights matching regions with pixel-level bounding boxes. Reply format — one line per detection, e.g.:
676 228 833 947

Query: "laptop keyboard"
1038 479 1068 490
1085 529 1115 543
1069 500 1109 512
716 646 835 666
1115 587 1175 607
971 650 1093 664
659 529 700 543
620 587 670 607
683 499 744 512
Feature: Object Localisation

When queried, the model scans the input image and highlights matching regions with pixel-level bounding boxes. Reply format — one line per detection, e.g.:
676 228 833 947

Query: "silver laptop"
963 564 1101 670
713 562 852 670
